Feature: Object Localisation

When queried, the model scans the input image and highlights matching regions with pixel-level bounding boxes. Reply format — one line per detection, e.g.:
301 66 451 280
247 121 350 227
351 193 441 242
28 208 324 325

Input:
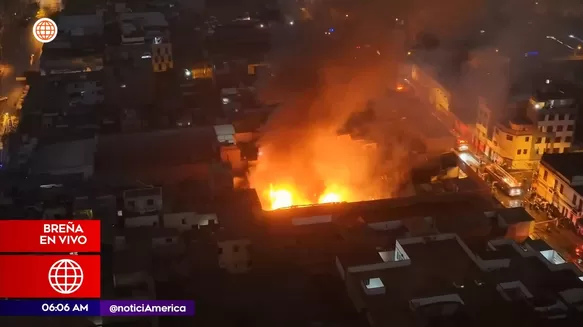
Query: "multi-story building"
527 82 578 154
118 12 173 73
475 80 580 169
479 116 550 169
534 152 583 234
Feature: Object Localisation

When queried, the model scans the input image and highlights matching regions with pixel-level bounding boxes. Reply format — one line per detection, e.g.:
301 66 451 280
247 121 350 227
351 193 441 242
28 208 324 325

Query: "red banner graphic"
0 220 100 252
0 255 101 298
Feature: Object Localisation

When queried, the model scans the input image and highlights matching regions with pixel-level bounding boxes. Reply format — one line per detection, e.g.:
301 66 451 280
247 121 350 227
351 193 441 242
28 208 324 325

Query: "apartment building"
527 83 578 154
117 12 173 73
484 117 550 169
534 153 583 234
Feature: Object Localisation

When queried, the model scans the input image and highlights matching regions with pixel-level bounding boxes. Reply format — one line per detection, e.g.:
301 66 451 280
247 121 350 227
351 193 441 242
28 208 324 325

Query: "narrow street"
406 78 583 270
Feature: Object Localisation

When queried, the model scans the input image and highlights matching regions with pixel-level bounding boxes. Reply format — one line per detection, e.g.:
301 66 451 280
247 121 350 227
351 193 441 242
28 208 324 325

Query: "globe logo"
48 259 84 295
33 18 58 43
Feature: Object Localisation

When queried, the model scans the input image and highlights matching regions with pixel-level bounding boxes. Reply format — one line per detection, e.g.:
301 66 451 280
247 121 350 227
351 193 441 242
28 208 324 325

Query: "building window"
536 148 540 155
579 199 583 211
517 149 522 155
553 148 560 153
506 135 513 141
547 126 553 133
247 259 252 267
218 247 223 254
535 137 542 144
525 136 530 142
165 238 173 243
128 200 135 208
566 136 573 143
558 114 565 120
147 199 154 205
523 149 528 155
573 194 578 205
559 184 564 194
550 114 556 120
557 125 564 132
564 147 571 152
157 48 161 55
555 137 562 143
567 125 574 131
543 170 548 181
545 137 551 143
544 114 549 121
233 245 239 252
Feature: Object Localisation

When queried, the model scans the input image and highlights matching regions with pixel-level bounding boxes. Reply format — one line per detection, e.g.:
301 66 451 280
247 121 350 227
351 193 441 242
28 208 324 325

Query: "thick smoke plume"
249 3 411 208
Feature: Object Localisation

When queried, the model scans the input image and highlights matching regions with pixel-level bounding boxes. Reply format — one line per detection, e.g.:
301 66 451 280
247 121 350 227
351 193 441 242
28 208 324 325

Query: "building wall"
152 43 173 73
163 212 218 231
123 192 163 214
535 112 576 153
125 215 159 228
411 64 451 112
490 126 539 170
217 239 251 274
66 79 104 105
535 164 583 223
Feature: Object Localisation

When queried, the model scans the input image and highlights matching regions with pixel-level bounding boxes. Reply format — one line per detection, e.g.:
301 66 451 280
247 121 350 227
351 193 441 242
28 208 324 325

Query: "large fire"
249 128 398 210
268 183 349 210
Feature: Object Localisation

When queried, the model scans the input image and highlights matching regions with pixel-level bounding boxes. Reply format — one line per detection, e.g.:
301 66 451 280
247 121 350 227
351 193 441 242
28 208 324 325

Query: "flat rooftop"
343 235 583 326
95 127 220 172
263 192 493 223
345 237 488 326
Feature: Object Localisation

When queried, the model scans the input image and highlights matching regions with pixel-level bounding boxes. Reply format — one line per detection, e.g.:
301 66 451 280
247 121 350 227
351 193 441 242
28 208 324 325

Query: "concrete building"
534 153 583 234
485 117 549 169
527 83 579 154
217 238 252 274
104 12 173 111
118 12 173 73
18 72 112 143
337 233 583 326
123 187 163 215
